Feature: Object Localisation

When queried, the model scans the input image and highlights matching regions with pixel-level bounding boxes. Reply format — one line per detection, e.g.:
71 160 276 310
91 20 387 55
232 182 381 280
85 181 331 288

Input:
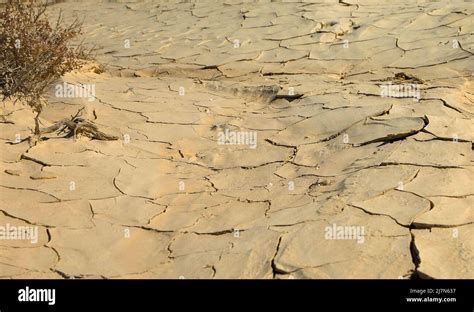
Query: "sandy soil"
0 0 473 279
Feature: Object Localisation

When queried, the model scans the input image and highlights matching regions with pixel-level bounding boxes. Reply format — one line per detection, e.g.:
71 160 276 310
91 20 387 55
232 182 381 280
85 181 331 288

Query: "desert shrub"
0 0 90 137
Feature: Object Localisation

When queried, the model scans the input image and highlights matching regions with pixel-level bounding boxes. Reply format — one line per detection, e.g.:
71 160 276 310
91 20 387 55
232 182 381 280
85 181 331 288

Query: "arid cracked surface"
0 0 473 279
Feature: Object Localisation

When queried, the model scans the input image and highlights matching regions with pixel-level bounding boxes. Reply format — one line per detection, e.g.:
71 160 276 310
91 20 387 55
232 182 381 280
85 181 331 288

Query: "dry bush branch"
40 107 118 141
0 0 109 142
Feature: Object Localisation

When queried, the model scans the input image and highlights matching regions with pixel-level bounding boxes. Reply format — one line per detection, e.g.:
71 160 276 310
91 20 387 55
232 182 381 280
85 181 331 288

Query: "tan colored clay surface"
0 0 472 279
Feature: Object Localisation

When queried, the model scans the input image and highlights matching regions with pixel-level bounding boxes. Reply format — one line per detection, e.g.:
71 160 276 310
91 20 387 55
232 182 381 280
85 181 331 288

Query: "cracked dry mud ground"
0 0 473 279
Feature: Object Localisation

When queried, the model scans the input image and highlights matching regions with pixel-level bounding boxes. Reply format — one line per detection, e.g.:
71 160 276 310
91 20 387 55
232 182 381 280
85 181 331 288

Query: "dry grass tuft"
0 0 91 137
